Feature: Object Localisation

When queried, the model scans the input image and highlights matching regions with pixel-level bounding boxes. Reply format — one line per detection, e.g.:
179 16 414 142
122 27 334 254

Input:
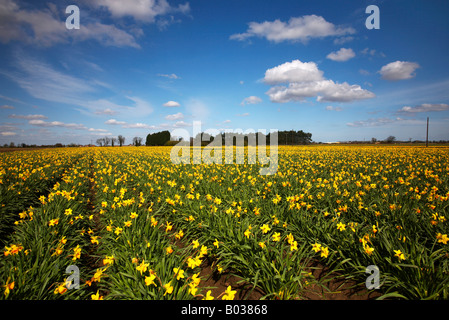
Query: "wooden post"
426 117 429 147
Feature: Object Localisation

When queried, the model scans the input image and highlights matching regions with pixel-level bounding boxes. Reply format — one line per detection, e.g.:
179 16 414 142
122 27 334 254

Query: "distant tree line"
175 129 313 146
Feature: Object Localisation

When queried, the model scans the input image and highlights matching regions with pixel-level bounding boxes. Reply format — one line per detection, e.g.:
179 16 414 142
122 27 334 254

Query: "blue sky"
1 0 448 145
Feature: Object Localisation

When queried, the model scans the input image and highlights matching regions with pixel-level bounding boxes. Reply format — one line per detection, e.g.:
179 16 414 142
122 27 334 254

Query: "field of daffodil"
1 145 448 300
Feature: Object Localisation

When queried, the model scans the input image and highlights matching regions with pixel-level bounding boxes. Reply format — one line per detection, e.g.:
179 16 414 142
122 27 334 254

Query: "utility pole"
426 117 429 147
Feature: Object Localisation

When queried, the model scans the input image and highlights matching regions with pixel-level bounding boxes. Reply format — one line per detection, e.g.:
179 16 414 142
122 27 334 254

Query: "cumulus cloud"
230 15 355 43
326 48 355 62
399 103 449 113
165 112 184 120
240 96 262 106
163 101 181 107
379 61 420 81
264 60 324 84
264 59 375 103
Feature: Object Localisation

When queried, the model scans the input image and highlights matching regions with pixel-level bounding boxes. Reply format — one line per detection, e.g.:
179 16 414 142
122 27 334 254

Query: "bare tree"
118 135 125 147
96 138 104 147
111 137 117 147
104 136 111 146
133 137 143 146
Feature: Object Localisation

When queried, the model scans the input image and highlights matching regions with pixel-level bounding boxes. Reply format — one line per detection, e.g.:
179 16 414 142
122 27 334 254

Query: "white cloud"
105 119 126 125
104 119 157 130
8 114 47 120
264 59 375 103
399 103 449 113
95 108 118 116
0 0 140 48
173 121 190 128
346 117 426 127
163 100 181 107
359 69 370 76
165 112 184 120
0 105 14 109
361 48 376 56
230 15 355 43
28 119 87 130
88 128 108 132
74 22 141 49
122 122 156 129
1 131 16 136
333 36 354 45
379 61 420 81
326 48 355 62
237 112 250 117
361 48 386 58
264 60 324 85
346 117 396 127
325 106 342 111
93 0 190 23
240 96 262 106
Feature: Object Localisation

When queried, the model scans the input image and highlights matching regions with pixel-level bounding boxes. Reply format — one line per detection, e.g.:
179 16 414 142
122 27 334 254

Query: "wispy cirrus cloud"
3 54 154 118
398 103 449 114
28 119 109 134
104 118 190 130
8 113 47 120
3 54 97 106
346 117 426 127
158 73 181 80
0 0 141 48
